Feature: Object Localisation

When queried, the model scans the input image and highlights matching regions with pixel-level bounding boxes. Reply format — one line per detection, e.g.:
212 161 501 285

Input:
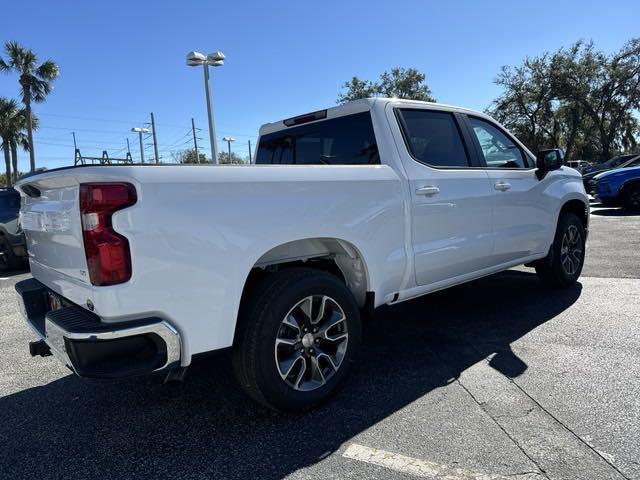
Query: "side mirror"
536 148 564 180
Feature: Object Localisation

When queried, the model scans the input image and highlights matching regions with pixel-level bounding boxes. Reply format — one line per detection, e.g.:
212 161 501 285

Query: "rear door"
462 115 553 261
392 107 495 286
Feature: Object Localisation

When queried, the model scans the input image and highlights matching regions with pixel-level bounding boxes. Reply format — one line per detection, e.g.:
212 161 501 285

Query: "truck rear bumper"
15 278 181 378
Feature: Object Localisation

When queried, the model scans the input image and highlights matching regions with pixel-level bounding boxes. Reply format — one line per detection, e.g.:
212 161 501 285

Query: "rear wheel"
232 268 361 412
622 185 640 212
535 212 586 287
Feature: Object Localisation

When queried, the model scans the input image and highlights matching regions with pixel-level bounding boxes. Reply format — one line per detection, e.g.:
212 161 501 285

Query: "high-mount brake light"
79 183 137 286
283 109 327 127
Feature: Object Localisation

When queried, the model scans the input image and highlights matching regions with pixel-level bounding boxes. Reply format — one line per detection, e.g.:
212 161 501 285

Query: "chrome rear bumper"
16 278 181 378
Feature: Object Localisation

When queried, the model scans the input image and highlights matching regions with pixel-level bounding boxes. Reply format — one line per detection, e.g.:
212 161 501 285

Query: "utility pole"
248 140 252 163
150 112 160 164
203 65 218 163
72 132 77 152
126 138 131 155
138 130 144 164
191 118 199 163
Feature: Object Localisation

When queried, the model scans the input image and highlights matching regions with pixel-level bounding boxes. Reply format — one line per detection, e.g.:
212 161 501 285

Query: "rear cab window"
256 111 379 165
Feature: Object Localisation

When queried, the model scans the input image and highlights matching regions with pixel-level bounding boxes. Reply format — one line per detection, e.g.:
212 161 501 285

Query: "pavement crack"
428 345 550 480
458 336 632 480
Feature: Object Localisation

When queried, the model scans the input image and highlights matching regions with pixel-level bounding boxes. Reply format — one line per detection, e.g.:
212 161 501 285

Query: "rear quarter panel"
56 165 407 362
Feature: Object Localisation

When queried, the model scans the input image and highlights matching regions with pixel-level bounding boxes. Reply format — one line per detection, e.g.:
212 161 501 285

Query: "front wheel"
232 268 362 412
535 212 586 287
622 185 640 212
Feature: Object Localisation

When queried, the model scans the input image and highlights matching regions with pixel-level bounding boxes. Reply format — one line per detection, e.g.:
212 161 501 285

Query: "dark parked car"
0 188 27 271
583 154 640 192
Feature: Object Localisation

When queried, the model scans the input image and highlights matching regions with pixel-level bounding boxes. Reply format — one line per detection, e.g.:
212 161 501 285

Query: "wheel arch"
558 198 589 231
619 178 640 197
231 237 371 348
242 237 370 306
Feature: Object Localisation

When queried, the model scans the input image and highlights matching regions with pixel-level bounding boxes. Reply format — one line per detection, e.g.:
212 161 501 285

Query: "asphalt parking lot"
1 201 638 480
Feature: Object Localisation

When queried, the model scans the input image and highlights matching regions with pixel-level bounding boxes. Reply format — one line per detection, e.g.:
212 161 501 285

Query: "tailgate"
18 174 89 284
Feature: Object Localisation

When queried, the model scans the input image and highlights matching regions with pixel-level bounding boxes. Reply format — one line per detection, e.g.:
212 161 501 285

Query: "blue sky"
1 0 639 170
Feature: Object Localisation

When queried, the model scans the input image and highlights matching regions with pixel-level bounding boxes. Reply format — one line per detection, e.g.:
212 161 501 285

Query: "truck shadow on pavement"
0 270 582 480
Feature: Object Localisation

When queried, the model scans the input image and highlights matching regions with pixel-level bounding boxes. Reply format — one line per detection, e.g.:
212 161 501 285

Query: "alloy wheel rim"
630 191 640 207
560 225 583 276
274 295 348 392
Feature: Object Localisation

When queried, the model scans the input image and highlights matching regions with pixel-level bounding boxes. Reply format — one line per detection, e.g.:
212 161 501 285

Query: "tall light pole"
131 127 149 164
222 136 235 163
186 50 225 164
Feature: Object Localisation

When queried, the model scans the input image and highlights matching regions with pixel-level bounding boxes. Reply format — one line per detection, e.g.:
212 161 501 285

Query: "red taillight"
79 183 137 286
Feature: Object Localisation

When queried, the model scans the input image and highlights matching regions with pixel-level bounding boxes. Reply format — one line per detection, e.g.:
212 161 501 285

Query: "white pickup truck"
15 98 589 411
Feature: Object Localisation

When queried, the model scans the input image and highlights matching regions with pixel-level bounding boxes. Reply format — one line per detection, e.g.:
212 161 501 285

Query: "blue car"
592 165 640 211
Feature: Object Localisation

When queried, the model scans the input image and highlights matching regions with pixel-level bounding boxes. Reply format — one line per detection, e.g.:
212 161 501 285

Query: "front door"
464 115 553 261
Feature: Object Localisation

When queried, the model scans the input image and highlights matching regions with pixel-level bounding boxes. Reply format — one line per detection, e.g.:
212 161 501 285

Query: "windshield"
621 156 640 168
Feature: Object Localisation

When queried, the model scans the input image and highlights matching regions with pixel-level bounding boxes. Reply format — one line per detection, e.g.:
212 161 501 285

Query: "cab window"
468 117 530 169
255 112 379 165
396 109 470 168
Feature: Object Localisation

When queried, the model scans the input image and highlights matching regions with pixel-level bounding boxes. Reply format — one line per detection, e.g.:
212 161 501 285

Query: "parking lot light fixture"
131 127 149 164
186 50 225 164
222 136 235 163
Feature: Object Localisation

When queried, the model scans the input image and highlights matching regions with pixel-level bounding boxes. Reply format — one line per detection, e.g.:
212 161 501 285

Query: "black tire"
622 185 640 212
535 212 586 287
0 236 20 272
232 268 362 412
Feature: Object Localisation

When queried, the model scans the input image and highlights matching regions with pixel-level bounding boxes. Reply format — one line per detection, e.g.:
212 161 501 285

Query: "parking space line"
342 443 541 479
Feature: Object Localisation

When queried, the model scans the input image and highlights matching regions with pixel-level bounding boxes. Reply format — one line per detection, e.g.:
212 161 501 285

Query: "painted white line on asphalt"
343 443 540 480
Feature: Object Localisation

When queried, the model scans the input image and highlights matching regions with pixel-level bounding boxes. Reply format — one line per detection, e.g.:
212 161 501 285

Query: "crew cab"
592 164 640 211
14 98 589 411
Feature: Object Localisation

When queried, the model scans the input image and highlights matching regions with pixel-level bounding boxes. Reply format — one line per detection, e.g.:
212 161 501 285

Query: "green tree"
551 39 640 161
0 41 59 173
0 98 20 187
9 108 34 184
489 38 640 161
0 98 36 186
488 54 585 157
218 151 247 164
337 77 379 103
172 148 208 164
338 67 436 103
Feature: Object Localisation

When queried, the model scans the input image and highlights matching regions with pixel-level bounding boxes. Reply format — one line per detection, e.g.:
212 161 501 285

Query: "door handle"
416 186 440 196
494 181 512 192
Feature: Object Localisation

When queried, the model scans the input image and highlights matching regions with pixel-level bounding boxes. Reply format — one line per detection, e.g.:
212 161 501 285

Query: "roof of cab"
258 97 487 136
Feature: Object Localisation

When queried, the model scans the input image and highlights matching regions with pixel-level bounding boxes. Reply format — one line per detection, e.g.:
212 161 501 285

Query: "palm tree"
10 109 37 183
0 98 19 187
0 41 58 173
0 98 36 186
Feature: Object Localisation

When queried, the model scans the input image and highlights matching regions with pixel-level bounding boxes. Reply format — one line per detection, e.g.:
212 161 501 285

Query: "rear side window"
256 112 379 165
396 109 470 167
